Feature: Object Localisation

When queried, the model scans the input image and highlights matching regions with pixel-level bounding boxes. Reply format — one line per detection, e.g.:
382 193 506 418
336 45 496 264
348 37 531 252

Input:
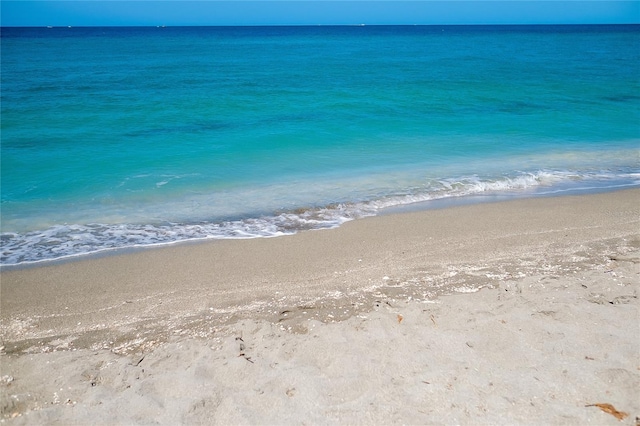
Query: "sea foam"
2 169 637 266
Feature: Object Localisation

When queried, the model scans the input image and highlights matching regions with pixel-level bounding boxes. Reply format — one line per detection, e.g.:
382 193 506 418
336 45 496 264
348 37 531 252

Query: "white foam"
1 168 638 266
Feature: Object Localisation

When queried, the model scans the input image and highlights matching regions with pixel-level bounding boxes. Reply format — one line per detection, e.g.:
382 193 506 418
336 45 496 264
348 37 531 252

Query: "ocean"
1 25 639 266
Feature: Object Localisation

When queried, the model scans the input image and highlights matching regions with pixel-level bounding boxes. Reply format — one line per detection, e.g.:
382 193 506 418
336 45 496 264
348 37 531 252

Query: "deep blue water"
1 25 639 265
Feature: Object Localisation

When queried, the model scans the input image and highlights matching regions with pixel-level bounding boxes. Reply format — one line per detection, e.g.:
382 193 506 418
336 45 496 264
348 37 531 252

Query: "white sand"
1 189 639 425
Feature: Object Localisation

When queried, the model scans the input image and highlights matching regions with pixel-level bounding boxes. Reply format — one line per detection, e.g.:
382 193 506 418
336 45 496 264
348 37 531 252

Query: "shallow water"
1 25 639 265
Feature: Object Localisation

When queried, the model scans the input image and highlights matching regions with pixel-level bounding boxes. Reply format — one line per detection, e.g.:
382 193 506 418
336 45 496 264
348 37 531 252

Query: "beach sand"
1 189 639 425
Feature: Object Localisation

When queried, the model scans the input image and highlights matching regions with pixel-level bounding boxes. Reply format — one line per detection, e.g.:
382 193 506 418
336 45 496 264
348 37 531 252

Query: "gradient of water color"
1 25 639 265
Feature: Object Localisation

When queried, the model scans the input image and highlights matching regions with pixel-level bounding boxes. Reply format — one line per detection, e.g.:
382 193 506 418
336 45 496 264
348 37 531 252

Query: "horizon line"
2 22 639 28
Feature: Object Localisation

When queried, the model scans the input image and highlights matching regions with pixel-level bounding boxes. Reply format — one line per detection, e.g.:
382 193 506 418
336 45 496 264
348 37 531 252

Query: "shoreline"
2 177 638 269
1 189 639 424
3 183 638 272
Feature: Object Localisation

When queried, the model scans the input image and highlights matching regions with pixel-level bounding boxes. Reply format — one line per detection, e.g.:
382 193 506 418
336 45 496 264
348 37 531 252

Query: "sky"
1 1 639 27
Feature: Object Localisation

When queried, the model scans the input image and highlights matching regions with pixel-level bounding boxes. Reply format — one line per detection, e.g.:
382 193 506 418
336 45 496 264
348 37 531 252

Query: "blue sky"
1 1 638 27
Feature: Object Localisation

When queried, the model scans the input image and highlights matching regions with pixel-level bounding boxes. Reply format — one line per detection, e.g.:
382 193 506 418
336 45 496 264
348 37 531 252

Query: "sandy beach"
1 189 639 425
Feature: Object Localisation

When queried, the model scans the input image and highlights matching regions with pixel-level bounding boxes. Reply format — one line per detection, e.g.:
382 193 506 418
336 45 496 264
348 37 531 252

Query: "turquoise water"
2 25 639 265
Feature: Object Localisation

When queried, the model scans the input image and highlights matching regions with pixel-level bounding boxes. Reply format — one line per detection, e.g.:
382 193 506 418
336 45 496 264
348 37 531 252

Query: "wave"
1 169 638 266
